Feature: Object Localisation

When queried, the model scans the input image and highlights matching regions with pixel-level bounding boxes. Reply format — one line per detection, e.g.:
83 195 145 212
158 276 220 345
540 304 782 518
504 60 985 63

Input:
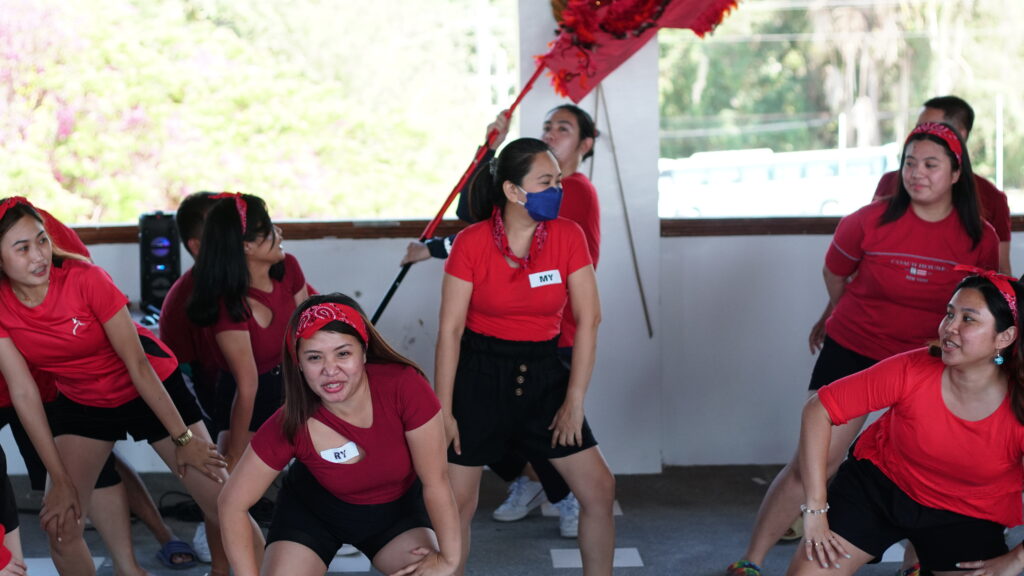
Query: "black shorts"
266 462 431 565
212 366 283 435
448 330 597 467
48 369 205 444
0 405 120 491
828 455 1008 572
808 336 878 390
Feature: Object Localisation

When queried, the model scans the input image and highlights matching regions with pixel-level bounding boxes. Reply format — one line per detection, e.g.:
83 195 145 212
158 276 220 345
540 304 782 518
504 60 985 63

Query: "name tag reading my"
529 269 562 288
320 441 360 464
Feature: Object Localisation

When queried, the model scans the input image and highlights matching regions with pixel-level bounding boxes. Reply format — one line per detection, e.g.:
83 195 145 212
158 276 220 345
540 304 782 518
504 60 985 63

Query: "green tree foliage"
0 0 516 223
659 0 1024 197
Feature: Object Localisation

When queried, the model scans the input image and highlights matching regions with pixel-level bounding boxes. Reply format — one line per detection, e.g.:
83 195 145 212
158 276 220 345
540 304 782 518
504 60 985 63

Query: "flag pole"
371 61 547 324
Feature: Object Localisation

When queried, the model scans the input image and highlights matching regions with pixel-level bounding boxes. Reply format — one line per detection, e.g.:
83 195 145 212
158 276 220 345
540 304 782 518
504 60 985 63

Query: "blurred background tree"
0 0 517 222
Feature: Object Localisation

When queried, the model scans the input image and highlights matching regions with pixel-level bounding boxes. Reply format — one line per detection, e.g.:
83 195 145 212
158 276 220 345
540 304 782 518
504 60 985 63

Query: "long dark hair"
548 104 599 161
0 201 88 269
938 275 1024 424
186 193 284 326
279 293 423 440
464 137 553 223
881 123 983 248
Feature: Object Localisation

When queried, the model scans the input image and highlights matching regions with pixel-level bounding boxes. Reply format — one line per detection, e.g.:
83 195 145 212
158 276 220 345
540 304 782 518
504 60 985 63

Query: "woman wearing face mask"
435 137 615 576
403 103 600 537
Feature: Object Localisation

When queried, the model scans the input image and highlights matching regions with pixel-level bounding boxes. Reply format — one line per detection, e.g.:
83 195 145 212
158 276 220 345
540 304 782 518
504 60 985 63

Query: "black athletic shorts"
212 366 283 435
828 454 1008 572
266 461 431 565
808 336 878 391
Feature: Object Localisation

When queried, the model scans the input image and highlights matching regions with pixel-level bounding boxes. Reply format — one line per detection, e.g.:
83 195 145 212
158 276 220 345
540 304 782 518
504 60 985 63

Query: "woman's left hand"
549 399 584 448
388 547 457 576
175 436 227 481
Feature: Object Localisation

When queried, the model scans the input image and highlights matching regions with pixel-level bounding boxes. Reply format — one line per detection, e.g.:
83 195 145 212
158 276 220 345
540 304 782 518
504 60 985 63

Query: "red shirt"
818 349 1024 527
0 210 88 407
212 253 306 374
873 172 1011 242
0 260 177 408
445 217 592 342
557 173 601 348
825 201 999 361
251 363 440 505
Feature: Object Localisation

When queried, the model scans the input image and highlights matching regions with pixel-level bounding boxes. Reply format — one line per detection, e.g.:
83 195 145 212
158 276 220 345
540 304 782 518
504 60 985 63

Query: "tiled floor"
12 465 1016 575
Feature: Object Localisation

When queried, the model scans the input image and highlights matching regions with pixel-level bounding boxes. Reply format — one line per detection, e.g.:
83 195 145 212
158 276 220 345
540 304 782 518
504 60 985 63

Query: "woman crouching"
219 294 460 576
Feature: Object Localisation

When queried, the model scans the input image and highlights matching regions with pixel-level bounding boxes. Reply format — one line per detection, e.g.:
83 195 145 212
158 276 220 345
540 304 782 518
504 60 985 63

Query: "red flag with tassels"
541 0 739 103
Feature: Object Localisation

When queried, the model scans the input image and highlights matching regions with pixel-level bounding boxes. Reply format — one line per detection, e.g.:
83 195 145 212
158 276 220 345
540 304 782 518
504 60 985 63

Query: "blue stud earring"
995 352 1005 366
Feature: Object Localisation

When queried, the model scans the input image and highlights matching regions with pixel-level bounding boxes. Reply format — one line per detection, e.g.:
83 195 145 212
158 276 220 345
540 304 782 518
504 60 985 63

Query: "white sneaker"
492 476 545 522
192 522 213 563
553 493 579 539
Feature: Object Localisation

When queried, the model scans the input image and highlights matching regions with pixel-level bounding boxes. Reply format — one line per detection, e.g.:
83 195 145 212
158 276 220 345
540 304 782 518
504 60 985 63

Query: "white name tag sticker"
529 269 562 288
320 441 359 463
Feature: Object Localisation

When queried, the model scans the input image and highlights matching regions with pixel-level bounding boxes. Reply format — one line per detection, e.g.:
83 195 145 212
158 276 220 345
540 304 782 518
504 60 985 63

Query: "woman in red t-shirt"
219 294 460 576
186 193 310 471
435 138 615 575
730 123 1000 576
790 273 1024 575
0 197 263 576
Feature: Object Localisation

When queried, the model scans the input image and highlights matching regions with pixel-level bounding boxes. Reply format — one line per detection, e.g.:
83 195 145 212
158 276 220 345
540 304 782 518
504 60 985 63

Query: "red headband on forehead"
295 303 369 345
954 265 1019 325
211 192 247 235
907 122 963 166
0 197 34 222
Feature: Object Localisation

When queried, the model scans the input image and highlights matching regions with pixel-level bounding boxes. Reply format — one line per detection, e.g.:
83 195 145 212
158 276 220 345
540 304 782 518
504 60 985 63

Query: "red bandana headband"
295 303 369 346
211 192 248 235
907 122 962 166
0 197 33 222
954 265 1019 324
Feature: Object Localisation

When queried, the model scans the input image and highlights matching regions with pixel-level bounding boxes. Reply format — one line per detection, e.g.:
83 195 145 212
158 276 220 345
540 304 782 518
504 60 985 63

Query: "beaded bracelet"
800 503 830 515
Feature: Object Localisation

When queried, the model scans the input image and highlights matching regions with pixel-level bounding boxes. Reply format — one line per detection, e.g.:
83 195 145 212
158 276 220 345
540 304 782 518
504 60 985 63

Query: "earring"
994 351 1005 366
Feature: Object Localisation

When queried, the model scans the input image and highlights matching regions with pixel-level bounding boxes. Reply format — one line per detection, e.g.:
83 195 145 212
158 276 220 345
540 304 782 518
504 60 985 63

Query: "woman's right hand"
40 475 81 541
801 513 850 570
442 410 460 455
176 436 227 480
485 111 510 150
402 243 431 266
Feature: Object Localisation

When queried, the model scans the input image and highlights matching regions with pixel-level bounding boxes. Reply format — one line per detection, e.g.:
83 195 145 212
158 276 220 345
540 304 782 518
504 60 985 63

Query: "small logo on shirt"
71 317 87 335
528 269 562 288
320 441 360 464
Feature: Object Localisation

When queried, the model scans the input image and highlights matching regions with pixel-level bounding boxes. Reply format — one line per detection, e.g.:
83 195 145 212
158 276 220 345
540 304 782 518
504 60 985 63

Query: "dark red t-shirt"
819 349 1024 527
445 217 592 342
251 363 440 505
825 201 998 361
211 253 306 374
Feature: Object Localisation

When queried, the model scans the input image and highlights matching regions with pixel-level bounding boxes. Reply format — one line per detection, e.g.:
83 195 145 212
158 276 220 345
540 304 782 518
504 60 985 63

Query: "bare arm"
798 394 849 568
394 412 461 575
293 285 310 308
217 446 278 576
0 339 80 537
999 241 1012 276
550 265 600 448
215 330 260 470
104 308 225 479
809 267 850 354
434 274 472 455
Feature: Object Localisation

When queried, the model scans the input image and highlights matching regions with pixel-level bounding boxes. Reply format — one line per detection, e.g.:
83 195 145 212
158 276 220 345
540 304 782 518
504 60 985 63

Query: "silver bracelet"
800 503 830 515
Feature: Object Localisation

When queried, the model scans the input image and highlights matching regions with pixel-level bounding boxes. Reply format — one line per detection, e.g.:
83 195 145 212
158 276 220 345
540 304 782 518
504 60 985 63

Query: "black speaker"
139 211 180 313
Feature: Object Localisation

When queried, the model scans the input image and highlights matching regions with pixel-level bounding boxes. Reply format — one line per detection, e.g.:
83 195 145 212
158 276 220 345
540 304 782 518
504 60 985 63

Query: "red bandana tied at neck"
908 122 962 166
490 207 547 272
211 192 248 235
954 265 1018 324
